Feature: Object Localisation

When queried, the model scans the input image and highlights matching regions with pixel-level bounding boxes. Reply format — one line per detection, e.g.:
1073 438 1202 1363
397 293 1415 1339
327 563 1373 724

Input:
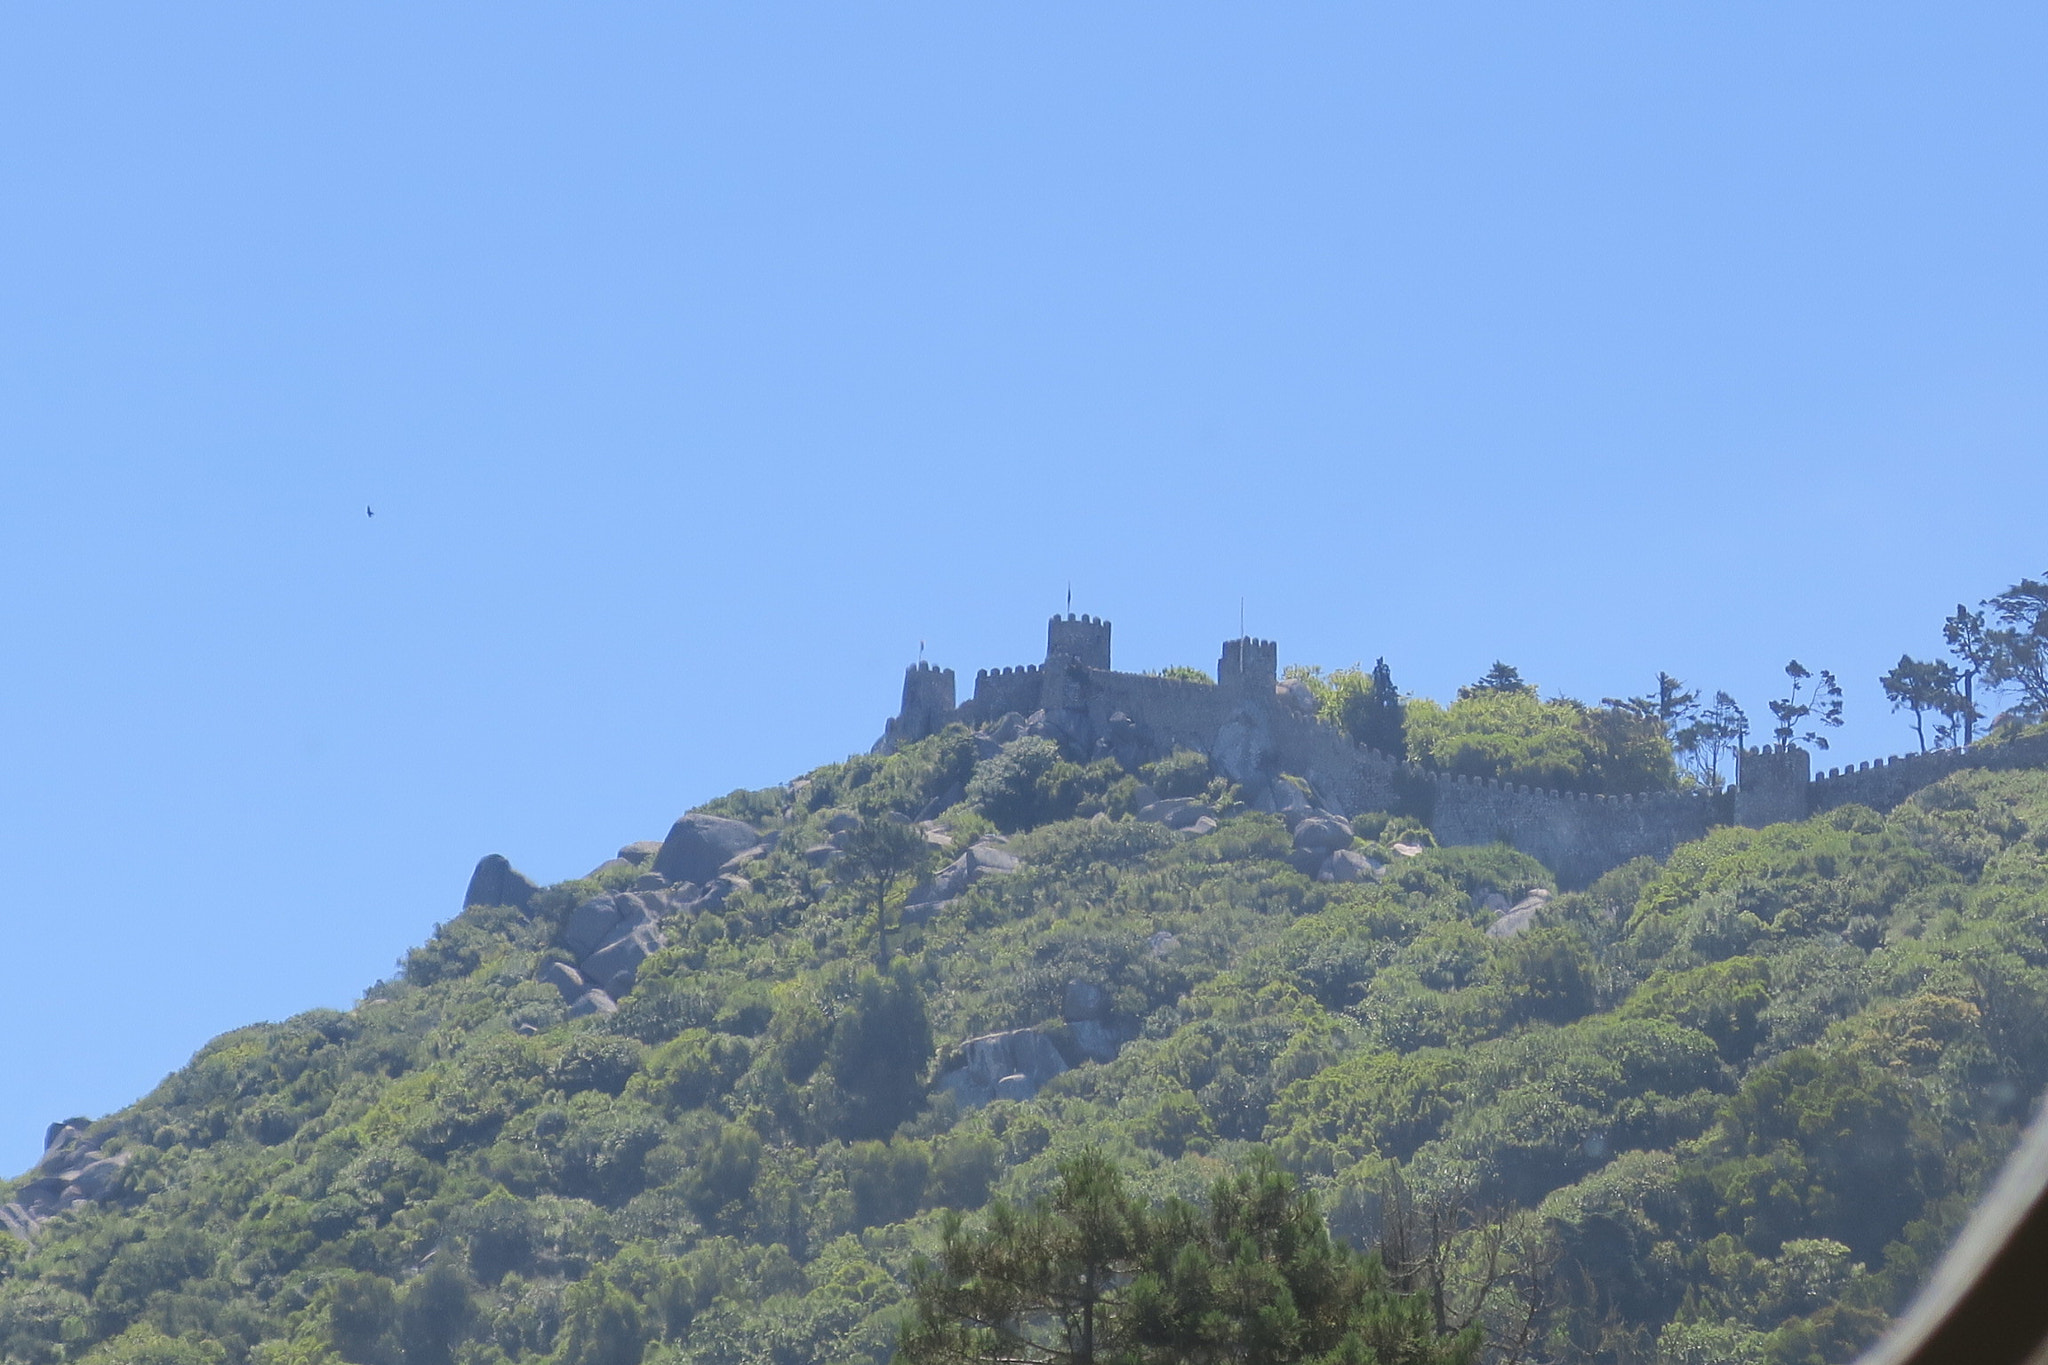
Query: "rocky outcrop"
936 1029 1069 1106
464 854 541 912
2 1124 130 1238
1485 888 1552 938
542 890 668 1011
1290 811 1355 853
653 813 761 886
1136 798 1216 830
538 960 587 999
1318 848 1381 883
904 843 1020 915
583 924 661 996
1059 979 1136 1063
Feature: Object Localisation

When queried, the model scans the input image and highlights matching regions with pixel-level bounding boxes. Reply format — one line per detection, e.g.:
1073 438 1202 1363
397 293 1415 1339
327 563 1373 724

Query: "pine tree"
839 817 932 968
901 1149 1477 1365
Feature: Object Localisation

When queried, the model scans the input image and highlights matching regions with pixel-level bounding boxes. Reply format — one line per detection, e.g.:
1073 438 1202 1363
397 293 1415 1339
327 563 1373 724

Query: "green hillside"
7 721 2048 1365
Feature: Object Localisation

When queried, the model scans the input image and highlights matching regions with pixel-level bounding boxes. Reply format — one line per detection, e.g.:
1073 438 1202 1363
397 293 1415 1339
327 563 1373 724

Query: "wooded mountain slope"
6 725 2048 1365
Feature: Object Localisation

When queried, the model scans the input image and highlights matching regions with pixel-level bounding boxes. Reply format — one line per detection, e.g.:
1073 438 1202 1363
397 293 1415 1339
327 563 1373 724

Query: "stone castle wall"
883 615 2048 886
1780 729 2048 820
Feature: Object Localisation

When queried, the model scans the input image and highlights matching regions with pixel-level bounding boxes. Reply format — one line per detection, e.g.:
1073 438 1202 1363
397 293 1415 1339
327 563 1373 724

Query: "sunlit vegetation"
5 718 2048 1365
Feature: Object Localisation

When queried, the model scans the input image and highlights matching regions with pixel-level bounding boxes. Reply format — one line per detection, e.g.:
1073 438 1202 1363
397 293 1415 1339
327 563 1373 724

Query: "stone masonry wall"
1803 729 2048 817
882 617 2048 886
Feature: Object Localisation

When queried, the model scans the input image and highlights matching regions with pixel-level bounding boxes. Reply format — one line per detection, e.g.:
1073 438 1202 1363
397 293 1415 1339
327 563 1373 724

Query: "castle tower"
1218 636 1278 694
894 661 956 744
1734 745 1810 828
1046 614 1112 671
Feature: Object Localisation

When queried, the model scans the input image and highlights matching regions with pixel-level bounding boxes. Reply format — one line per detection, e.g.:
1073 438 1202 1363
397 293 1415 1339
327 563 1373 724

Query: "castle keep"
884 614 2048 886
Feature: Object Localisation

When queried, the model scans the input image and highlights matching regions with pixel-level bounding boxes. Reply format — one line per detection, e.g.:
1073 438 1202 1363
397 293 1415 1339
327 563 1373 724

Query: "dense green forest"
7 699 2048 1365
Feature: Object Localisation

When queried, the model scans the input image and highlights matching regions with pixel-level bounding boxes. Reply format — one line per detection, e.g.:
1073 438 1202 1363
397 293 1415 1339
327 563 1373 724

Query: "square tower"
1218 636 1278 693
895 661 956 743
1734 745 1811 827
1046 614 1112 671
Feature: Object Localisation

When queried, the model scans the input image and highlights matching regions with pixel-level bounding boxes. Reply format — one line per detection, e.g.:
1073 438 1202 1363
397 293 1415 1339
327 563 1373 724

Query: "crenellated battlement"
973 664 1045 718
1046 614 1112 671
1218 636 1278 690
1734 745 1811 827
887 661 957 747
877 613 2048 885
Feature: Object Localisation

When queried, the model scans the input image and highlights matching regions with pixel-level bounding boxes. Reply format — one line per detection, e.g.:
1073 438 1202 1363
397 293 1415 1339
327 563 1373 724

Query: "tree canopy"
900 1149 1477 1365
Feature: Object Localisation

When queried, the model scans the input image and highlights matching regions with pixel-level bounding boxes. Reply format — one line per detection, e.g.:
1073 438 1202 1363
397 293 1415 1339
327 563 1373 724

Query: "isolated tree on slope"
839 817 932 969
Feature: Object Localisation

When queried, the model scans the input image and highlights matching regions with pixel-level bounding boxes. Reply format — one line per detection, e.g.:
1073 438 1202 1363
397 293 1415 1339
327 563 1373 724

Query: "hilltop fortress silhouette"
883 614 2048 886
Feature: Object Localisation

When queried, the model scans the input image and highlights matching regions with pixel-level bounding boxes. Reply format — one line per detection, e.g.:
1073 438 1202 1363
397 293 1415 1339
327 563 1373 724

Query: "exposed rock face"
937 1029 1068 1106
464 854 540 912
992 1074 1037 1102
537 960 587 1002
1066 1020 1130 1063
904 843 1020 915
567 989 618 1017
1211 710 1275 786
1276 677 1319 716
1290 812 1355 853
617 841 663 866
2 1124 131 1238
1318 848 1381 883
1058 979 1134 1062
564 896 624 957
550 890 668 1004
582 925 661 996
1136 798 1215 830
1486 888 1552 938
653 813 761 886
717 845 769 876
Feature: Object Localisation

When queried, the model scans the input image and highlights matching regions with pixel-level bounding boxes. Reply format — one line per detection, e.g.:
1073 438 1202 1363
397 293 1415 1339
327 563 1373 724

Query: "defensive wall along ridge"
883 614 2048 887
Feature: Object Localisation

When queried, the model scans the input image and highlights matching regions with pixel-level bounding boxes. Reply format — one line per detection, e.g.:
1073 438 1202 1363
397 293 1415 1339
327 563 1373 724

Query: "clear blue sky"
4 4 2045 1173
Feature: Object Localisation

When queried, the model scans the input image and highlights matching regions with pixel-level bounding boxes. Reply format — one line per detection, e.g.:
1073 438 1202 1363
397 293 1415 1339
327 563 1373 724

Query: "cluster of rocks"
936 1028 1070 1106
935 977 1135 1106
651 813 769 890
1 1123 129 1239
792 802 1022 916
1484 887 1553 938
1260 781 1385 884
1133 792 1220 837
538 887 671 1017
464 814 779 1022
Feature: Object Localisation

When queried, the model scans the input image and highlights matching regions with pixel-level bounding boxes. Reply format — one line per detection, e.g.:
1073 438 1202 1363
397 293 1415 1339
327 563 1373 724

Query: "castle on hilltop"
883 614 2048 886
